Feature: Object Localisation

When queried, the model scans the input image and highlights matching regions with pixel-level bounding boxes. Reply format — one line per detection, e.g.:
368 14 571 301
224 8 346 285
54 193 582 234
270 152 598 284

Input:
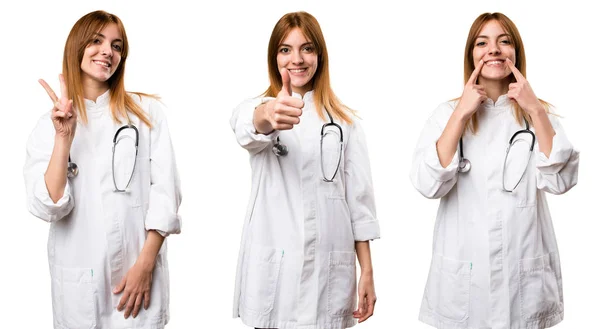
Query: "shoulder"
425 100 459 128
128 93 169 121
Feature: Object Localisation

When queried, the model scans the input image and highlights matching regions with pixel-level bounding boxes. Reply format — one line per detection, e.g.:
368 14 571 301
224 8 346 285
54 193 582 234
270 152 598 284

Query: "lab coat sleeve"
344 119 380 241
23 115 74 222
410 103 460 199
230 97 280 155
535 114 579 194
144 100 182 236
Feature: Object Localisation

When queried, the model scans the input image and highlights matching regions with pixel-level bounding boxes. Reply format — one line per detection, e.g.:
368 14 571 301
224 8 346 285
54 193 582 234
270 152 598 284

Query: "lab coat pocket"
519 253 563 321
51 265 97 329
327 251 357 317
241 245 284 315
423 254 471 322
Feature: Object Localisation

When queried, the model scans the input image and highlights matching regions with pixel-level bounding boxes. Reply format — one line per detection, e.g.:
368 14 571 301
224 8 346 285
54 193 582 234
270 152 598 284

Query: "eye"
302 45 314 53
112 44 123 52
475 40 486 47
278 47 290 53
500 38 512 45
92 38 101 44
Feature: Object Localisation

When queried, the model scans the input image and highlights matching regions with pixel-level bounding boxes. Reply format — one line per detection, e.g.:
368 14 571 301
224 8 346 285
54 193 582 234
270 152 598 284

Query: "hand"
353 271 376 323
254 68 304 134
506 58 545 115
39 74 77 140
113 259 154 319
455 59 487 120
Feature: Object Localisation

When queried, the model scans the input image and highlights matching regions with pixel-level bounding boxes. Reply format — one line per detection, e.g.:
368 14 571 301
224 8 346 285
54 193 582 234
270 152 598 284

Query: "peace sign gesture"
506 58 545 115
39 74 77 140
456 59 487 119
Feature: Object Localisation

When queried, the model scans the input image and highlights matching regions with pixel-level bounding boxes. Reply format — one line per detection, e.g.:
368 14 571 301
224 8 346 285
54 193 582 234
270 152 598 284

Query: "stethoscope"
67 124 139 192
272 108 343 182
458 118 536 192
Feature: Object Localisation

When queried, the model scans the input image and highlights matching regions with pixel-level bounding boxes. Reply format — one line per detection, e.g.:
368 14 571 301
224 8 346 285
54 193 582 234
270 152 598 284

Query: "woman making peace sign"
230 11 380 329
24 10 181 329
410 12 579 329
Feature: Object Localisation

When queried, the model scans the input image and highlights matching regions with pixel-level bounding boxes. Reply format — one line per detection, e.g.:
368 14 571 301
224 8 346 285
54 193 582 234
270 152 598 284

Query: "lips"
288 68 307 73
93 60 111 68
484 59 505 65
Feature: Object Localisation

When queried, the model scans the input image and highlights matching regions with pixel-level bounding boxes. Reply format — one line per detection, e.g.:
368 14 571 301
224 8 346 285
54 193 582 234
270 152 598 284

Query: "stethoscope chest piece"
272 137 288 157
67 161 78 178
458 158 471 173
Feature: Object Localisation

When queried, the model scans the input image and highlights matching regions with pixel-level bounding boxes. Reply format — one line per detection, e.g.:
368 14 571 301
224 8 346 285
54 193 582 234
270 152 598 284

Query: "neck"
479 78 509 103
292 84 313 98
82 76 110 102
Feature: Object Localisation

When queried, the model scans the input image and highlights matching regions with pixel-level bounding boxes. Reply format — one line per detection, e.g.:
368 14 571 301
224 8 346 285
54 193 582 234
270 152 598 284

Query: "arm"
230 97 280 155
143 100 182 236
504 59 578 194
230 69 303 155
24 117 75 222
534 114 579 194
44 136 71 202
410 104 461 199
344 120 380 241
354 241 376 323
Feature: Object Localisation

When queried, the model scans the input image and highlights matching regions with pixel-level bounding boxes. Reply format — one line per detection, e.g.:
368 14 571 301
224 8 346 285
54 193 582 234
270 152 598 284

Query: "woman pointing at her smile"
410 12 579 329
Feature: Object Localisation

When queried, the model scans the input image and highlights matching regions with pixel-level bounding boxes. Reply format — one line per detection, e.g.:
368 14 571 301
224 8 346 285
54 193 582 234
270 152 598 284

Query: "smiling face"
80 23 123 89
472 20 516 85
276 28 318 95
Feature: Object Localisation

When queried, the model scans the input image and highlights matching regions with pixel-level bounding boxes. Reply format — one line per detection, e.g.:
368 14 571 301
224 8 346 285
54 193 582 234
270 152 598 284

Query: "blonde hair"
63 10 153 127
462 12 548 133
264 11 354 124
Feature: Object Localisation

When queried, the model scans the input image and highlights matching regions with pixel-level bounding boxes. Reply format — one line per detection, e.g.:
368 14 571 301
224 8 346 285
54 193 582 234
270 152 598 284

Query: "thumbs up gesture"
254 68 304 134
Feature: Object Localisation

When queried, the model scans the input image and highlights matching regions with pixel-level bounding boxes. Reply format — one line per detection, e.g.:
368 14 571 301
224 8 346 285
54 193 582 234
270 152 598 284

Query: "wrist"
452 108 471 125
360 267 373 276
528 105 547 118
253 102 274 135
53 136 72 156
137 252 157 272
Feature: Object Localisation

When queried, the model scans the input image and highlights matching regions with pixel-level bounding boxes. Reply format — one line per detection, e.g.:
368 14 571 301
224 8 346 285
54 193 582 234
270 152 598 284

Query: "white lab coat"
24 91 182 329
230 91 380 329
410 95 579 329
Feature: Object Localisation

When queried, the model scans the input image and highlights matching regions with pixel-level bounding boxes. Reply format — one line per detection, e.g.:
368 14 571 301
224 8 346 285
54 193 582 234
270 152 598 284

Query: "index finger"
505 58 525 82
38 79 59 103
467 60 484 85
59 74 69 99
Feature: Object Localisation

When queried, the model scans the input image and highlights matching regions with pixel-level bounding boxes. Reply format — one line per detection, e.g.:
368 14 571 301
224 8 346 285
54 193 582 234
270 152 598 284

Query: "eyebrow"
93 33 123 43
279 42 314 48
476 33 511 39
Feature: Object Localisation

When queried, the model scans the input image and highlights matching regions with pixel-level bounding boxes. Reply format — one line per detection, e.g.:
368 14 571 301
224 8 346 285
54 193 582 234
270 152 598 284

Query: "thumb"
113 276 127 294
280 68 292 96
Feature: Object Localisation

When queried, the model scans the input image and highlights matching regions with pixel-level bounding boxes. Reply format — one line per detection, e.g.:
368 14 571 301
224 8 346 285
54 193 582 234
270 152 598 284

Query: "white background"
0 0 597 328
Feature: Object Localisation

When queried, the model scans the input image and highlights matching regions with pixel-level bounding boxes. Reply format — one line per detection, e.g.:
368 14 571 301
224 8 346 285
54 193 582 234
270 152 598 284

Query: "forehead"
97 22 123 40
280 28 311 45
477 20 508 37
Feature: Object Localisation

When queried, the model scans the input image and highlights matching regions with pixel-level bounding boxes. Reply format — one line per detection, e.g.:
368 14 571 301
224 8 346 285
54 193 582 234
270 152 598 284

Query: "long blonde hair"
63 10 153 127
462 12 547 133
264 11 353 124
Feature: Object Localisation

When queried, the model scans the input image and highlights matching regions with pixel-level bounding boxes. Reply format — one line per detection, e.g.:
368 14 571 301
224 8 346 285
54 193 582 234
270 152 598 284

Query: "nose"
291 50 304 65
101 42 112 57
488 43 501 56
